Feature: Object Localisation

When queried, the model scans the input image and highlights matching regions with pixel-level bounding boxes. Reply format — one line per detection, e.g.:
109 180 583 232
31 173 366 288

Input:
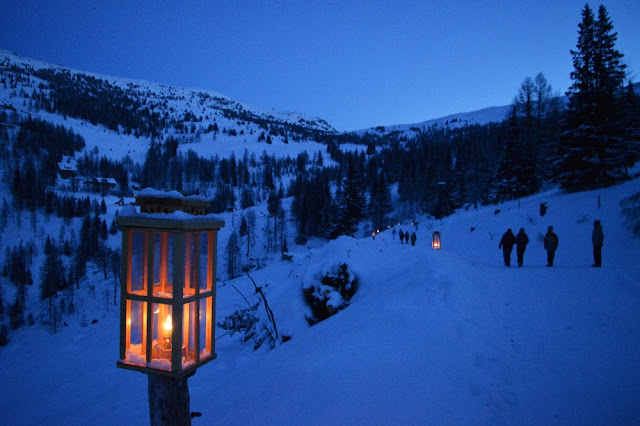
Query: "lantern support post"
148 373 193 426
117 189 224 425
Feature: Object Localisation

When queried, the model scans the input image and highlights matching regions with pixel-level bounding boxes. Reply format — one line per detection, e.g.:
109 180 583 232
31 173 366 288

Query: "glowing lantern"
432 231 441 250
117 189 224 378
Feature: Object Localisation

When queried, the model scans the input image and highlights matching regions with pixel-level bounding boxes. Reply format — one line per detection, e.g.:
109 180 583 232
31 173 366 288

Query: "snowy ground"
1 179 640 425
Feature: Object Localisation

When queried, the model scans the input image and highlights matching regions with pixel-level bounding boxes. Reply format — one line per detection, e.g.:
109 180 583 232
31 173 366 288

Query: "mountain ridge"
1 49 517 140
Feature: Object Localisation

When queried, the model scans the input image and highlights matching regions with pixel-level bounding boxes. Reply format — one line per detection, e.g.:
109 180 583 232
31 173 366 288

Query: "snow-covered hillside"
1 176 639 425
1 49 537 165
356 104 512 137
0 49 337 166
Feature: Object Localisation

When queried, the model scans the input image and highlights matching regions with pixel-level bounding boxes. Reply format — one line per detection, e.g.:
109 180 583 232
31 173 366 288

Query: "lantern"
432 231 441 250
117 189 224 378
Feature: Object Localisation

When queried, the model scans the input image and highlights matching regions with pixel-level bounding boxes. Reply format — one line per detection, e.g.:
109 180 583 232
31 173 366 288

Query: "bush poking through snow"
303 263 358 325
218 303 259 340
217 273 281 350
218 303 276 350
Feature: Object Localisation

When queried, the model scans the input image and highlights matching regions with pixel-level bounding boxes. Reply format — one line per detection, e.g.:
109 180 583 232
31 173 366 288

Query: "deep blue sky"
1 1 638 131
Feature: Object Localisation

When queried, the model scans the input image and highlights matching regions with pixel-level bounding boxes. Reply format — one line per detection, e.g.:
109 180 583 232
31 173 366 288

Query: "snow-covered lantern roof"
432 231 441 250
116 189 224 378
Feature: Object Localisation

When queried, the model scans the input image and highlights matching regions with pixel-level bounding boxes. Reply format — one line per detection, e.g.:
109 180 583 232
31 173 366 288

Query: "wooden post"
148 374 192 426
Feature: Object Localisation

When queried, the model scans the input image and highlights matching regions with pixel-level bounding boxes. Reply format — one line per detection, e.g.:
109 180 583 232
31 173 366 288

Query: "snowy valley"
0 47 639 425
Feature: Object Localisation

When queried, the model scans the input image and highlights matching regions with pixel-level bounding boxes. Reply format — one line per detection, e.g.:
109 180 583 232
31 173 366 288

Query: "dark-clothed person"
515 228 529 267
399 230 405 244
592 220 604 267
410 232 417 246
499 228 516 266
544 226 559 266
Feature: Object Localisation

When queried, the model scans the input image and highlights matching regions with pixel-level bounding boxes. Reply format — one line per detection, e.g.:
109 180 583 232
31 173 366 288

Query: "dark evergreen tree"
140 142 166 188
555 4 628 190
225 230 241 279
341 156 367 235
240 188 255 209
368 172 393 229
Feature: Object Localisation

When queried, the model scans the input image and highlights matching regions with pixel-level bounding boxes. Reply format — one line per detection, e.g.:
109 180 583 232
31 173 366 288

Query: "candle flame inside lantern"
163 314 172 350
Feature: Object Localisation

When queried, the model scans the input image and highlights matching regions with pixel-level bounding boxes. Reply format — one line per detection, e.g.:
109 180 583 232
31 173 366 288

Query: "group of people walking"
499 220 603 267
498 227 530 267
393 229 417 246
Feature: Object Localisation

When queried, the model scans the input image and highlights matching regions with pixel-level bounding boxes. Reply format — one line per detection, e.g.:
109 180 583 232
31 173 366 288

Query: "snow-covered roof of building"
58 155 78 171
137 187 208 202
96 177 118 185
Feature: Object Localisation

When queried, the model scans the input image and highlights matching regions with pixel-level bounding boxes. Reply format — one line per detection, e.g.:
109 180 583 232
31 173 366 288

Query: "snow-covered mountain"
1 173 639 424
0 49 335 133
0 49 339 166
355 104 512 138
0 49 525 162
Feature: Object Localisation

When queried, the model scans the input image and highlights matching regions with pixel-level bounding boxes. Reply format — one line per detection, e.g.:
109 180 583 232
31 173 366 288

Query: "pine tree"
368 172 392 229
621 83 640 173
266 191 281 252
555 4 628 190
225 230 241 279
341 157 367 235
239 215 248 250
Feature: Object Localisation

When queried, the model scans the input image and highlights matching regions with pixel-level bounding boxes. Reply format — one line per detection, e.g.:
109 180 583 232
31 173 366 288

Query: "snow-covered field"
1 178 640 425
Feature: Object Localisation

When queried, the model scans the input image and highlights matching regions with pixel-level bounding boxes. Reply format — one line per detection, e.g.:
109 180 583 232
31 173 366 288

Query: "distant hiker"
372 231 376 240
544 226 559 267
392 229 397 240
399 230 405 244
515 228 529 267
410 232 417 246
592 220 604 267
498 228 516 266
404 232 410 244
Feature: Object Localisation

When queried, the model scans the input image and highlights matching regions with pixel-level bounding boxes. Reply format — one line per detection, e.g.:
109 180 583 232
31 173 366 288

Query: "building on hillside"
58 156 78 179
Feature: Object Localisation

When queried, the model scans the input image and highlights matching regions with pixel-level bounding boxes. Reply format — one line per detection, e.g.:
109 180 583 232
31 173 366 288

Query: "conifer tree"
225 230 241 279
555 4 628 190
341 156 367 235
368 172 392 229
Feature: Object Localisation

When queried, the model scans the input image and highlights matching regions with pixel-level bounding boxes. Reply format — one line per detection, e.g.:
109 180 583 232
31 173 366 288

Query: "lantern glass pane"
152 232 173 298
150 303 173 371
184 233 197 297
199 232 212 291
199 297 212 359
182 302 197 369
129 232 147 295
124 300 146 366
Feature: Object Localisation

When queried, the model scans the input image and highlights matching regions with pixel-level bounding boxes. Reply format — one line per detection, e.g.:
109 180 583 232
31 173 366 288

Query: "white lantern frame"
117 208 224 378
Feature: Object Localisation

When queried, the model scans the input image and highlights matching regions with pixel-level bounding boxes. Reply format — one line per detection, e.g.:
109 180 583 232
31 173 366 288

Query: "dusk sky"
1 1 638 131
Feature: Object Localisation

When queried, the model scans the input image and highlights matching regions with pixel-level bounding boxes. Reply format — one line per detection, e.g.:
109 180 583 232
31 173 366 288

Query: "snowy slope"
0 49 335 134
1 177 639 425
355 104 512 137
0 49 336 166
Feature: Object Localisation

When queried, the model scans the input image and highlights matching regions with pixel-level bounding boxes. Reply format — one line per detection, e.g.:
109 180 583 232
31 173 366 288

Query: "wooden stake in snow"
148 374 192 426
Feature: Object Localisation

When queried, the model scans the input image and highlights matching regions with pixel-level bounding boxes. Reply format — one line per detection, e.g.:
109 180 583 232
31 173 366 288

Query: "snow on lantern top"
136 187 210 216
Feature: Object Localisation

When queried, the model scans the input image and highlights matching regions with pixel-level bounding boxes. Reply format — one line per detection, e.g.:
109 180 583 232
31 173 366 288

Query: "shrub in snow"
303 263 358 325
218 302 275 350
620 192 640 237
